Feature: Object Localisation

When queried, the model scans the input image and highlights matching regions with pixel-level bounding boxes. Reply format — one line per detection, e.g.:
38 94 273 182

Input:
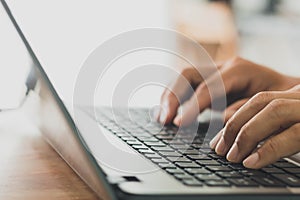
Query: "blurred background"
1 0 300 109
172 0 300 75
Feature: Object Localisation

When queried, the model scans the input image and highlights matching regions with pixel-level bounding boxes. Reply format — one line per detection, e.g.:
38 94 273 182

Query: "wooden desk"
0 110 99 200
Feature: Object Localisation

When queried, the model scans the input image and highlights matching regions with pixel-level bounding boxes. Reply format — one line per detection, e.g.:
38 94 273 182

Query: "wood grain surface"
0 110 99 200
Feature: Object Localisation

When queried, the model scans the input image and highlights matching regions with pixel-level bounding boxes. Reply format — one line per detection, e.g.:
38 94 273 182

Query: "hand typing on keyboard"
157 57 300 169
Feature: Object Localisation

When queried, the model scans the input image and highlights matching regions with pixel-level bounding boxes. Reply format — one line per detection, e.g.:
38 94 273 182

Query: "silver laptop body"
2 0 300 199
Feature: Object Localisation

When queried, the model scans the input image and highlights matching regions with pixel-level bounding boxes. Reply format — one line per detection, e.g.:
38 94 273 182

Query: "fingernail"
215 137 226 155
173 115 181 126
159 101 169 123
227 143 239 162
209 137 218 149
243 152 259 168
210 132 221 149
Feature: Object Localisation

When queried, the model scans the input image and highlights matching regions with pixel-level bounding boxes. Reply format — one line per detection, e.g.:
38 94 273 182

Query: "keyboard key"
197 160 220 166
239 169 266 177
205 180 231 187
228 163 245 170
195 174 222 181
176 162 200 168
176 133 194 139
127 140 143 145
162 130 176 135
174 173 194 180
273 162 298 168
152 146 173 152
166 168 185 174
156 135 175 140
199 148 213 154
115 131 129 136
147 130 164 135
209 154 224 159
179 149 200 155
144 141 166 147
132 133 152 138
216 171 243 178
217 158 231 165
201 142 211 148
251 176 285 187
272 174 300 187
191 143 204 149
283 168 300 174
156 130 170 135
159 151 182 157
182 179 203 186
262 167 285 174
120 136 136 141
138 137 159 142
170 144 190 149
185 168 211 174
228 178 259 187
206 165 232 172
151 158 169 163
132 144 148 149
190 138 204 144
167 157 192 162
143 153 161 159
138 149 156 154
158 163 176 169
187 154 211 160
162 139 183 145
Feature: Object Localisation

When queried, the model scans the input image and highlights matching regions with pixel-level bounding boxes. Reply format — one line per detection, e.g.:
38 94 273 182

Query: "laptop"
2 0 300 199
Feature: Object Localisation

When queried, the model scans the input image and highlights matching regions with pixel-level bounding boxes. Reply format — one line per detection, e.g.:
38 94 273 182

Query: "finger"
159 64 225 125
173 63 248 126
158 68 203 124
209 129 223 149
223 98 249 122
288 84 300 92
243 123 300 169
215 91 300 156
158 90 178 124
226 98 300 163
153 106 161 122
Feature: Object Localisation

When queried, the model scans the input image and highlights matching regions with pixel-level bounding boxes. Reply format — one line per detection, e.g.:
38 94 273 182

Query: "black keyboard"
89 107 300 188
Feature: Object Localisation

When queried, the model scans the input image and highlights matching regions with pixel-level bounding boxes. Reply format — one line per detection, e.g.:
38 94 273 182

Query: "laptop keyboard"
90 107 300 188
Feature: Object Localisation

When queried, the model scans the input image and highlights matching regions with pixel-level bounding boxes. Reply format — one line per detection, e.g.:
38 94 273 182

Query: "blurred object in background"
171 0 238 69
233 0 300 76
170 0 300 77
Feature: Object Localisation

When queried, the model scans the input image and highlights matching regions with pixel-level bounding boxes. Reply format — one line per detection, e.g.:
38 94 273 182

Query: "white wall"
1 0 173 107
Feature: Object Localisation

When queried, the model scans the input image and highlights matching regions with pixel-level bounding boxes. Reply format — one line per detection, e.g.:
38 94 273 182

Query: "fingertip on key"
173 115 181 126
243 152 260 169
215 137 227 156
159 111 167 124
209 135 219 149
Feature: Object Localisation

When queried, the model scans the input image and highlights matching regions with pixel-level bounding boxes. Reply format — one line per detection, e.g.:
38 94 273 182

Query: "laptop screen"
0 1 115 198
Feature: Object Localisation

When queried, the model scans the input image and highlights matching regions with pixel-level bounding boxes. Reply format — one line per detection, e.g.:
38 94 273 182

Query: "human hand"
210 85 300 169
157 57 300 126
